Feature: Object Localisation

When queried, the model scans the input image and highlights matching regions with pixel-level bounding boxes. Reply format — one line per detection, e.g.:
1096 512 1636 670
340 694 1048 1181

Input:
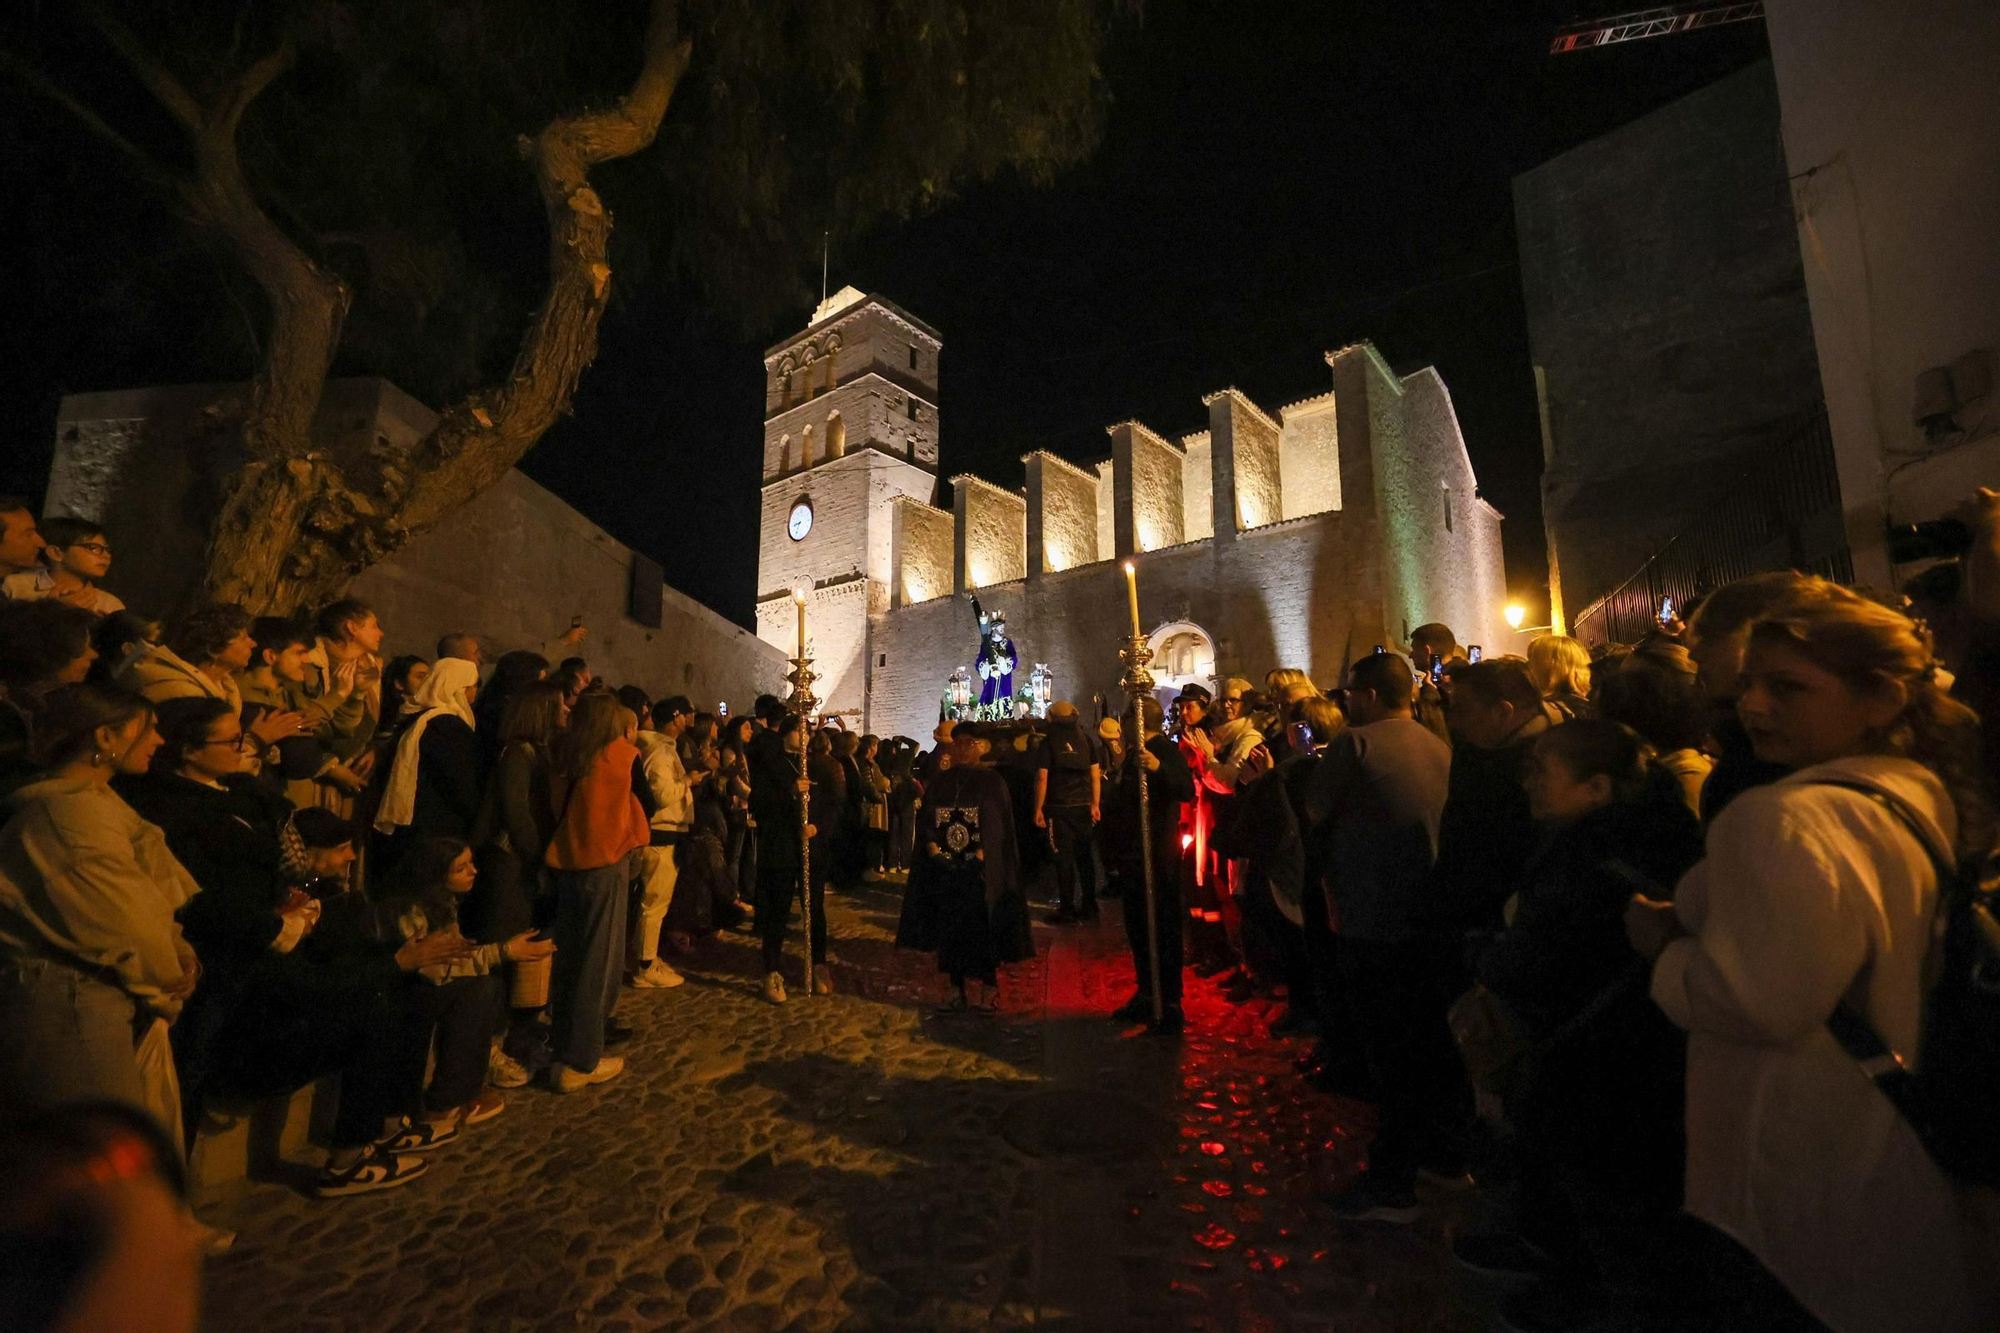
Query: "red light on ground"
1199 1141 1226 1156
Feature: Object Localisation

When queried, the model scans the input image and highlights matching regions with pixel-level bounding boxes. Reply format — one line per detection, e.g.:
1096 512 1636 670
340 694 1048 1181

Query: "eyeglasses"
70 542 112 555
200 732 246 749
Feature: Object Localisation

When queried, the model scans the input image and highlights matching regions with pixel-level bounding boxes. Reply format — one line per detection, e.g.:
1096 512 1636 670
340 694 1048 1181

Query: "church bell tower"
754 287 942 724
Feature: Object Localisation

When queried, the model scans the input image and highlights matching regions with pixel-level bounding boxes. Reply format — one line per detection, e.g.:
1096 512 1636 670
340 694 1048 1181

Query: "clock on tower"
787 499 813 541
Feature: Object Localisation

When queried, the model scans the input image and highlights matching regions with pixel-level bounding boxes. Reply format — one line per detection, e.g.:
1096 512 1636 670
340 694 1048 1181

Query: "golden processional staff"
1121 561 1162 1025
789 585 819 998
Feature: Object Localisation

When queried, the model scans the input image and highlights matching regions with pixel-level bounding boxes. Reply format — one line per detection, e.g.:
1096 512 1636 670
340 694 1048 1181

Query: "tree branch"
81 2 203 133
0 46 179 192
392 0 693 534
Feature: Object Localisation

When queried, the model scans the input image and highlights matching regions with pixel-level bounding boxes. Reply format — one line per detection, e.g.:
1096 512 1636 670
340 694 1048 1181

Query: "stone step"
187 1076 339 1200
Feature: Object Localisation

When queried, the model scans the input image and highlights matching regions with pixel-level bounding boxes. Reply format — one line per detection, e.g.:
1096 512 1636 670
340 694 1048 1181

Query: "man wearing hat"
1032 701 1102 924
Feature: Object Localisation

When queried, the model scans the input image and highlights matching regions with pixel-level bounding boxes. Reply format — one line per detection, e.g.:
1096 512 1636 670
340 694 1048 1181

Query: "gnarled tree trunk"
82 1 692 614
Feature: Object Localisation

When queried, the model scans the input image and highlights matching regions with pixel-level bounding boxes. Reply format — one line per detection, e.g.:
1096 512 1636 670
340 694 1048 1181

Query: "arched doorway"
1146 620 1216 712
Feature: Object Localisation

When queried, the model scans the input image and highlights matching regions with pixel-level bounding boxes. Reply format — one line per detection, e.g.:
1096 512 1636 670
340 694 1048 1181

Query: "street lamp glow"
1504 602 1527 631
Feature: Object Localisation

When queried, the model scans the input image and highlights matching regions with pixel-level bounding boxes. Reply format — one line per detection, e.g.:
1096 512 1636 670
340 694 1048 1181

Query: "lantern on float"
1027 663 1053 719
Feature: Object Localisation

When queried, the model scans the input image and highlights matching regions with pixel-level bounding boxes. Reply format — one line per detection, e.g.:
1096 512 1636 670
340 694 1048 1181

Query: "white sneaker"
762 971 788 1005
629 959 686 989
551 1056 625 1093
487 1045 531 1088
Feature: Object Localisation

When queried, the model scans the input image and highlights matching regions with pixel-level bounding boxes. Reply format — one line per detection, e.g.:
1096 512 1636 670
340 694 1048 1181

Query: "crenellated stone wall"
891 495 954 607
1178 432 1215 543
1024 451 1100 574
1279 393 1341 519
1110 421 1186 555
756 291 1510 734
1207 389 1285 531
953 474 1027 591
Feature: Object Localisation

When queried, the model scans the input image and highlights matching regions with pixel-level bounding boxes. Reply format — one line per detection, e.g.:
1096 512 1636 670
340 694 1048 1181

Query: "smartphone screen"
718 701 729 718
1659 595 1674 623
1373 644 1385 655
1429 659 1444 683
1468 645 1483 664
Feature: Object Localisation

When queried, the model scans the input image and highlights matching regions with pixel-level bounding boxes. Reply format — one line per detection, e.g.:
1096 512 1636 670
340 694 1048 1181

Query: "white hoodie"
1654 754 1974 1332
635 730 693 838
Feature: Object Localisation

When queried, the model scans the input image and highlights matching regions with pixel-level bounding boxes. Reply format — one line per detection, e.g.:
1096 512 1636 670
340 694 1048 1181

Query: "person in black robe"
895 722 1034 1010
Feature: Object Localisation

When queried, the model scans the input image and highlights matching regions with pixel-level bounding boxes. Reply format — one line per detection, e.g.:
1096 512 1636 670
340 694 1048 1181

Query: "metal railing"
1571 405 1850 646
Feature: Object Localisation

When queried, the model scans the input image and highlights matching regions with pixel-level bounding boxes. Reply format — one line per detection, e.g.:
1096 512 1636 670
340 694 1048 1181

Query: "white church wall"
1026 450 1102 573
1208 389 1285 530
954 474 1027 590
1279 392 1342 519
1397 368 1509 652
1094 460 1116 558
1179 432 1215 542
891 495 954 606
1111 422 1186 554
867 514 1375 741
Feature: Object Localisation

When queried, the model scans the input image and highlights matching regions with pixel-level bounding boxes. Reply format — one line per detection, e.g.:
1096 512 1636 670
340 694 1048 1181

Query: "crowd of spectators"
3 486 1998 1331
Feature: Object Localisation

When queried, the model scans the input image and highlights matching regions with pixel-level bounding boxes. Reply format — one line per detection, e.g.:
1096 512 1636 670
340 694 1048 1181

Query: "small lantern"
944 666 974 719
1027 663 1053 719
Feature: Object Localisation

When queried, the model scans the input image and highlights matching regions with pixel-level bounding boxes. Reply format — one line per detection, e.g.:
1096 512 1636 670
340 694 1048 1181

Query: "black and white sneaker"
312 1145 429 1198
377 1116 459 1154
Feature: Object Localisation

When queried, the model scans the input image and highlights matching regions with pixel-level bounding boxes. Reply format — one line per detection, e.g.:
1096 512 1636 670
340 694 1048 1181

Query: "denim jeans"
550 858 631 1072
0 956 182 1158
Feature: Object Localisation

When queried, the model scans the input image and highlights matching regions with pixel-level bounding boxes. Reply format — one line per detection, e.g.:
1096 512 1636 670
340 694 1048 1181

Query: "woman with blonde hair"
1625 581 1988 1330
1527 634 1594 721
542 693 649 1093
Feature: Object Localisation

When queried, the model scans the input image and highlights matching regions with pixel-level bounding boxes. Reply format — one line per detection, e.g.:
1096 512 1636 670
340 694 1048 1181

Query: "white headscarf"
373 657 480 834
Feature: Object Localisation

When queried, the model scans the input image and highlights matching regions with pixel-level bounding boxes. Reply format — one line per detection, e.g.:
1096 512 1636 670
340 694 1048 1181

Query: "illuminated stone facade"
755 291 1509 738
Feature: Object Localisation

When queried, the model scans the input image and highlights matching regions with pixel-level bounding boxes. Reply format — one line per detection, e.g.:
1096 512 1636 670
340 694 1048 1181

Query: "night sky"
6 4 1769 632
522 3 1766 630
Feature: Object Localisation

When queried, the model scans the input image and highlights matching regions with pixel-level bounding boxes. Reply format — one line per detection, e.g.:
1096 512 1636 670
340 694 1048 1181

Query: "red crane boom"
1550 2 1765 55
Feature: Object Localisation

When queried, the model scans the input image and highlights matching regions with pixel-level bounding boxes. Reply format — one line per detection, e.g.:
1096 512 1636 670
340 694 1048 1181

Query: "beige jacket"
0 776 200 1018
1654 755 1974 1331
119 643 242 716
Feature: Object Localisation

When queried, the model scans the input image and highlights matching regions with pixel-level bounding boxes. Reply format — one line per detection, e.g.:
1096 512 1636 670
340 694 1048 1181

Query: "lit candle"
795 587 807 659
1123 560 1140 639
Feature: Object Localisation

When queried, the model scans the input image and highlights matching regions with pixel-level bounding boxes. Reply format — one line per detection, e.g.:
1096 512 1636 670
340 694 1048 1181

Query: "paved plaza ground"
201 884 1497 1332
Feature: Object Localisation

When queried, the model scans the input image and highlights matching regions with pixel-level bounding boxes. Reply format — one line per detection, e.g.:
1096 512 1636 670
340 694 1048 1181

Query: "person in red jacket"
543 692 649 1092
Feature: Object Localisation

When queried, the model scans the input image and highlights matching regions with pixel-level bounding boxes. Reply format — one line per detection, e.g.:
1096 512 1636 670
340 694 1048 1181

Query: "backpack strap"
1796 777 1947 1114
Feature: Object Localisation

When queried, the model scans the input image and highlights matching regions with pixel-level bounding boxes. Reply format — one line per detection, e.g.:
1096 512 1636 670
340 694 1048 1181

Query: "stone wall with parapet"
954 474 1027 590
891 495 954 607
47 378 788 708
1025 451 1100 574
866 514 1375 742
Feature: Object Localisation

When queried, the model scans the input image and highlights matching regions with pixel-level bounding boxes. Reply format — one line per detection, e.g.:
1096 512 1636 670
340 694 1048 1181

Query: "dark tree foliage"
1 0 1111 609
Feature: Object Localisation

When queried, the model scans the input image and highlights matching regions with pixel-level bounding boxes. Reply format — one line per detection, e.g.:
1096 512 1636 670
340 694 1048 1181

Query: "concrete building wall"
46 379 787 707
1513 59 1824 616
954 475 1027 591
891 496 954 606
1111 422 1186 555
1278 393 1341 519
1766 0 2000 586
1179 432 1215 543
1025 451 1101 574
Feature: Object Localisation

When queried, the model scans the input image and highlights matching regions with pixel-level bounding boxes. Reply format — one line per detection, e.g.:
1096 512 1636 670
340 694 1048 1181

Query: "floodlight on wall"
1504 603 1527 631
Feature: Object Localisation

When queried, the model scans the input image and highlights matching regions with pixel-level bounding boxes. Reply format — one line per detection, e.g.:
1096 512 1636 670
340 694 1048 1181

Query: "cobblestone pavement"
201 883 1496 1332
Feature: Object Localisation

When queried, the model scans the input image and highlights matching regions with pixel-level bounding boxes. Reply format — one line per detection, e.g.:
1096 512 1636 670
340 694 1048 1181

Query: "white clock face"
788 500 813 541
